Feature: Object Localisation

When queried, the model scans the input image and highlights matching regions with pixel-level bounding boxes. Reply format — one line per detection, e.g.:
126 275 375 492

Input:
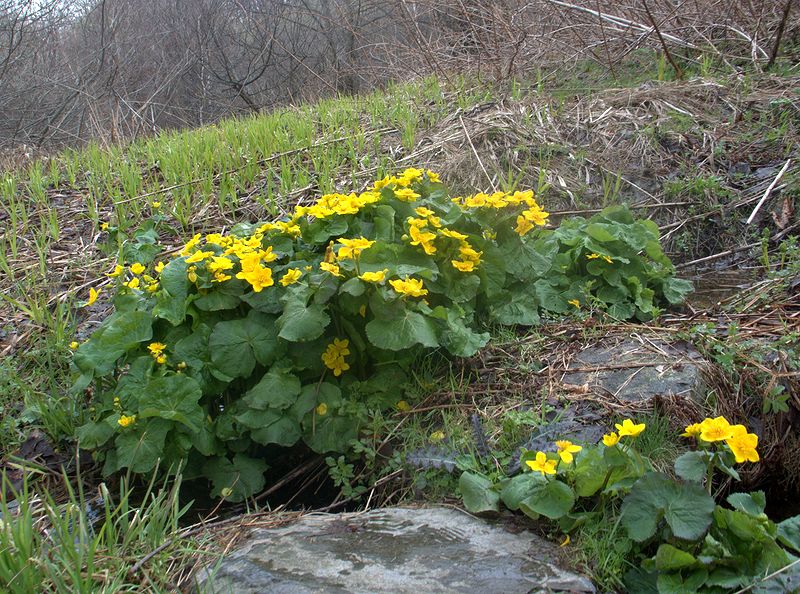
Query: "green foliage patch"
72 169 690 501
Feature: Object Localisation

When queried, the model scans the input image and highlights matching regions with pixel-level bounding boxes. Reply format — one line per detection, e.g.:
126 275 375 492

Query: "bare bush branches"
0 0 796 150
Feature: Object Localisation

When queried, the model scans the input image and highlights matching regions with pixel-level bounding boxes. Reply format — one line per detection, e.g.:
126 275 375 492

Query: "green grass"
0 470 207 593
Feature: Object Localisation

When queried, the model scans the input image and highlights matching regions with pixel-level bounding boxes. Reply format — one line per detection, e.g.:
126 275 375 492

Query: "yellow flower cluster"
682 416 759 463
451 189 549 237
299 191 381 219
321 338 350 377
107 260 159 293
525 440 583 476
587 253 614 264
373 167 439 193
147 342 167 365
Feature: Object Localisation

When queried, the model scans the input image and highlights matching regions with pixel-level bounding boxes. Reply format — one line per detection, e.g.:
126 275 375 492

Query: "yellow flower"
84 287 101 306
280 268 303 286
426 169 440 183
319 262 343 277
526 451 558 476
130 262 146 275
359 269 388 283
414 206 435 218
681 423 703 438
185 250 214 264
151 201 161 208
568 299 580 308
521 205 549 226
615 419 646 438
393 188 420 202
555 440 582 464
236 265 274 292
123 277 140 289
439 228 468 241
321 338 350 376
148 342 166 356
408 225 437 255
430 431 446 443
180 233 202 256
515 215 534 237
602 255 613 264
699 416 734 442
156 354 167 365
154 261 165 274
464 193 488 208
602 432 620 447
118 414 136 428
725 425 759 463
316 403 328 416
208 256 234 274
451 259 475 272
107 264 124 278
100 222 109 231
69 341 79 350
187 266 198 283
389 277 428 298
396 400 411 412
458 245 482 262
337 237 375 260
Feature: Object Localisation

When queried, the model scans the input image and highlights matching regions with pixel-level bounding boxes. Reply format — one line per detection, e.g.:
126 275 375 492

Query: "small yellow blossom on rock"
555 440 582 464
526 452 558 476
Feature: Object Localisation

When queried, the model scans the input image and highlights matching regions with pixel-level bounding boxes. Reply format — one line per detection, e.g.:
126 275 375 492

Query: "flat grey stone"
196 506 595 594
561 338 705 404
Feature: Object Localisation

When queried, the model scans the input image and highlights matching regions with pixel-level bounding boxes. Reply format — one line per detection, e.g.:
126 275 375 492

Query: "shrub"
72 168 691 500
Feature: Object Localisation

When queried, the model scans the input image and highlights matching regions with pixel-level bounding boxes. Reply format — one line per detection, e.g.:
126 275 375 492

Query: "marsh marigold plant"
72 168 691 501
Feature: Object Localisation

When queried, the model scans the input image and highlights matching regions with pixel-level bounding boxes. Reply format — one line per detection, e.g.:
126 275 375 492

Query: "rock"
561 338 705 405
196 506 595 594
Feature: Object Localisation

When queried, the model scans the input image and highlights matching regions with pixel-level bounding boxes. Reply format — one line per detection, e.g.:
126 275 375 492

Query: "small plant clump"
458 415 800 592
71 168 691 501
